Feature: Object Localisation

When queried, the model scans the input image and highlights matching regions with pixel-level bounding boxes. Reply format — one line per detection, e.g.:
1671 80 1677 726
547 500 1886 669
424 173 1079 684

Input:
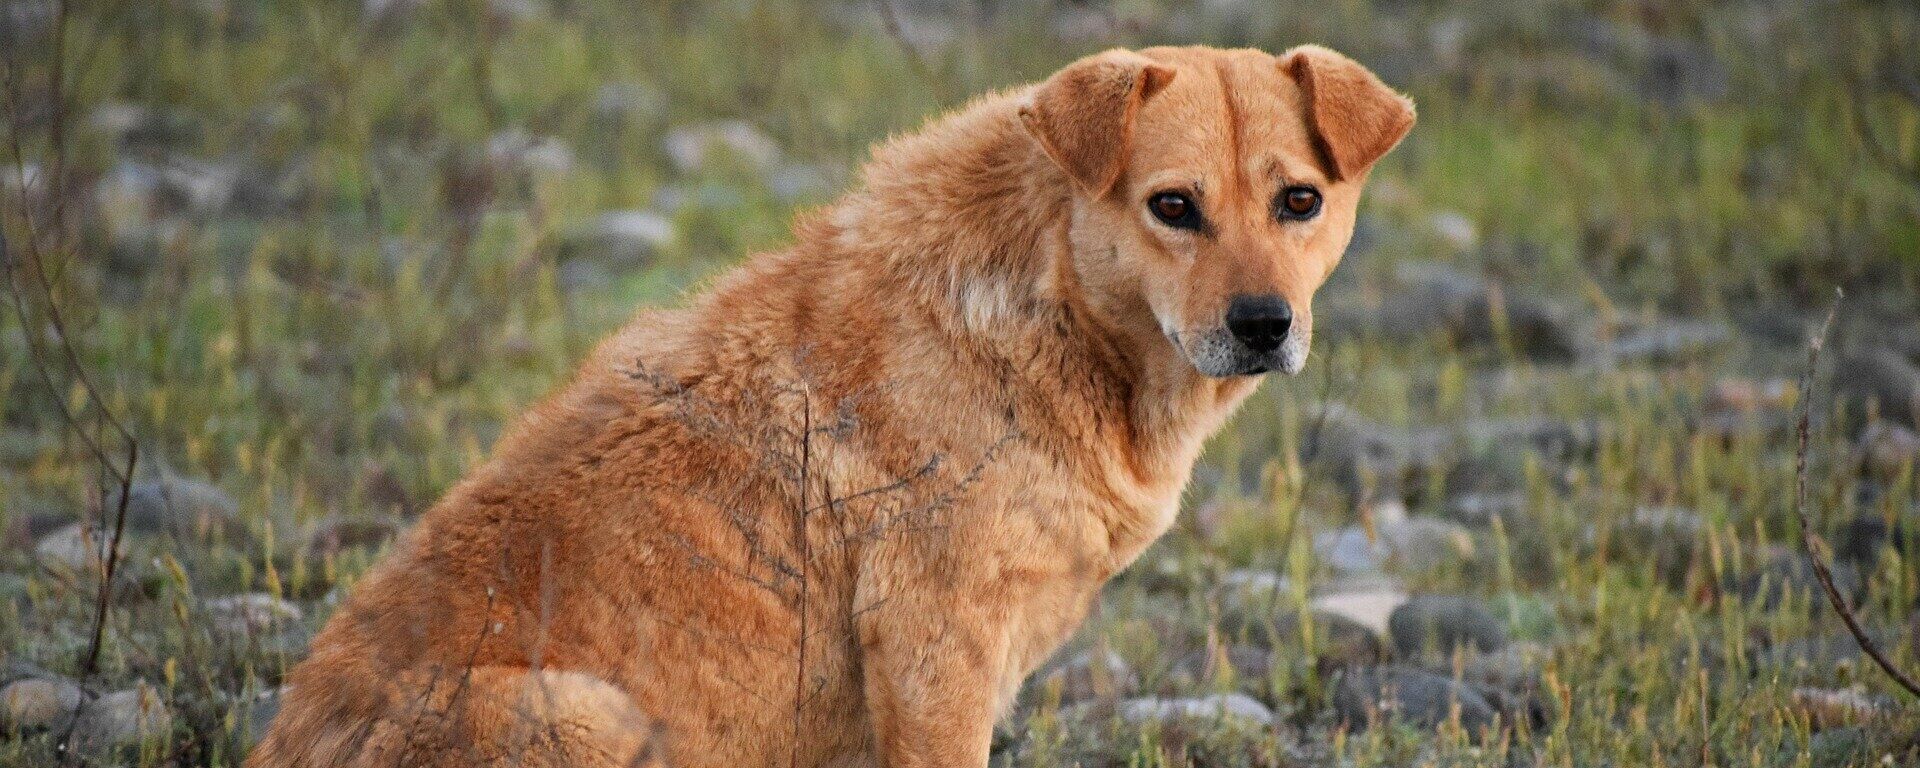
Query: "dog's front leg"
854 553 1008 767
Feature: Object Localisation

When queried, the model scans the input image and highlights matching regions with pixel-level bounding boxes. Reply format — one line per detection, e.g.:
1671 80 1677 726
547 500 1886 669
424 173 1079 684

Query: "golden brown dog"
250 44 1412 767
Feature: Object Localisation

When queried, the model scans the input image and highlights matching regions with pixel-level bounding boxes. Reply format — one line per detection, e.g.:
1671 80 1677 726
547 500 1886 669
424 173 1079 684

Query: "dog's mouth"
1164 327 1308 378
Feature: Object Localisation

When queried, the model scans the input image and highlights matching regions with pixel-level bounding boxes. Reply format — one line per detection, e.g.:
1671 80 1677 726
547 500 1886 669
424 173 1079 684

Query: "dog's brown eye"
1149 192 1200 229
1278 186 1322 220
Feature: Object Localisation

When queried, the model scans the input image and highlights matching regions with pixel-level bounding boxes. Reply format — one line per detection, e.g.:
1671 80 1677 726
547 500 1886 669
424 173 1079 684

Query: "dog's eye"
1277 186 1322 220
1148 192 1201 229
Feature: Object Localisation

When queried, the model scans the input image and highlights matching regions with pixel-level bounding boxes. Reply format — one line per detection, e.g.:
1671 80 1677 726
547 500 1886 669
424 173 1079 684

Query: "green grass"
3 0 1919 765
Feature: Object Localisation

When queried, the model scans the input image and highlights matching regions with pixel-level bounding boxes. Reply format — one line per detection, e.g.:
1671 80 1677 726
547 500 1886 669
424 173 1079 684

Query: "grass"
3 0 1919 765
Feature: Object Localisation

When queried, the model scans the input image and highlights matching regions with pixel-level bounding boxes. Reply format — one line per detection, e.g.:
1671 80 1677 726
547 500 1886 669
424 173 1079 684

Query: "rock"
1789 687 1890 729
1706 377 1794 415
305 515 403 558
1834 516 1910 566
1854 421 1920 481
1738 550 1863 611
1313 514 1474 576
1214 568 1293 617
205 593 303 637
1333 665 1499 733
35 522 106 579
1328 263 1584 361
1834 348 1920 429
765 163 834 202
1170 645 1274 694
34 523 154 599
1604 320 1734 364
1298 403 1416 500
1758 629 1907 682
1308 582 1408 639
486 130 575 177
0 676 84 733
239 687 284 746
1247 609 1387 669
559 210 676 289
1388 595 1507 659
1427 211 1478 250
110 475 242 541
1798 727 1874 768
1035 648 1135 704
1444 491 1526 526
590 82 666 123
72 683 171 752
1113 693 1273 729
662 120 780 173
1459 640 1552 727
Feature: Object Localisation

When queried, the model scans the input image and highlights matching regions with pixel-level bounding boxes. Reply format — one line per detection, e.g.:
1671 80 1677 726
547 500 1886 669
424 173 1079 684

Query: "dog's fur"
250 45 1412 767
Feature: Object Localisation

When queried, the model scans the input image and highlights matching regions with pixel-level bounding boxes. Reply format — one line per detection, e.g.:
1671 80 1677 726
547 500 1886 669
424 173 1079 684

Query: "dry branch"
1792 289 1920 700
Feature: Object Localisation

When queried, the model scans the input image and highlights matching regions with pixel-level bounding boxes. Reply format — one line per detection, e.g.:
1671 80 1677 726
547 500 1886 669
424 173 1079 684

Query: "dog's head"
1020 45 1413 377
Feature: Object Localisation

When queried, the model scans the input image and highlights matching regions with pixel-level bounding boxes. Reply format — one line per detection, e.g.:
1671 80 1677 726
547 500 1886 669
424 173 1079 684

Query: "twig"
1792 289 1920 700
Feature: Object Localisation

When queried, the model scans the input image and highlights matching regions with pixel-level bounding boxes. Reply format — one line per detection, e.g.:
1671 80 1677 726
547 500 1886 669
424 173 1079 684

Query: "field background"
3 0 1919 765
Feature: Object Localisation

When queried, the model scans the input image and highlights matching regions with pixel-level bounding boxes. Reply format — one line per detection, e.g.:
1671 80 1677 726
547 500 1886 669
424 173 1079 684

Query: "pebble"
1333 665 1498 734
72 683 172 751
1113 693 1273 729
1388 595 1509 659
1314 514 1475 575
205 593 303 636
0 676 84 733
1309 582 1409 640
110 475 242 541
1035 648 1135 704
1789 687 1889 729
662 120 780 173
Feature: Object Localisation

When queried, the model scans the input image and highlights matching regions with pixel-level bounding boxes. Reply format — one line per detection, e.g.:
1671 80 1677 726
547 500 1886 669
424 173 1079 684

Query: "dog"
249 44 1412 767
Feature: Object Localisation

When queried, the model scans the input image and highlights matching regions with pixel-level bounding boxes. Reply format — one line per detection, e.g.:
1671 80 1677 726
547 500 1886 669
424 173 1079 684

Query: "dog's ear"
1019 50 1177 197
1281 45 1415 181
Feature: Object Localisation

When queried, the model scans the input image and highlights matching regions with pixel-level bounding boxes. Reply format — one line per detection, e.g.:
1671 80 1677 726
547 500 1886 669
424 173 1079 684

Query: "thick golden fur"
250 45 1412 767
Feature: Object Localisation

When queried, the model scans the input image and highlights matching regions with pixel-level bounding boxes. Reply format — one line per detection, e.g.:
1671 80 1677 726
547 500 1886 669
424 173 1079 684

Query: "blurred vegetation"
3 0 1919 766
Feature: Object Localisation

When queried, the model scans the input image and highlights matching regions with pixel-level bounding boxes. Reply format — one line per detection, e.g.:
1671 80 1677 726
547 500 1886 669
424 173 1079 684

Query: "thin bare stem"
1792 289 1920 700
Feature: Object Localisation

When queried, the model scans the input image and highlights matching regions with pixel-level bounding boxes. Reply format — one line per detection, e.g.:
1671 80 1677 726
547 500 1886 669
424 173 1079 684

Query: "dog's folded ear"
1281 45 1415 181
1019 49 1177 197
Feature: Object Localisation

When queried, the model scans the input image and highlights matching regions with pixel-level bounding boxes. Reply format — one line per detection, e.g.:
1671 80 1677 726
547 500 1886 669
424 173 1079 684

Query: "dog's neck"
827 91 1260 506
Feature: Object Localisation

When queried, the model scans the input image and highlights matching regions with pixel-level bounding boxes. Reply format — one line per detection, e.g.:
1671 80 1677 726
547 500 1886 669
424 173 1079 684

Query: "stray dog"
250 44 1412 767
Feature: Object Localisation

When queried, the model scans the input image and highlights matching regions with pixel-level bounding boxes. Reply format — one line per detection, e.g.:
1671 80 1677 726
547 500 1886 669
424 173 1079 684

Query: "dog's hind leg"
251 667 657 768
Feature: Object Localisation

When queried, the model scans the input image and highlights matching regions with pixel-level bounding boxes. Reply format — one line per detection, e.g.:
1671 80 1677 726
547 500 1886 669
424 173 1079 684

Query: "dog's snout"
1225 295 1293 353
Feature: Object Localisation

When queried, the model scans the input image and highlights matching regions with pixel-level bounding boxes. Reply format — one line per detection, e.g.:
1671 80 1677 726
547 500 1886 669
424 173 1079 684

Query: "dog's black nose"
1226 295 1293 353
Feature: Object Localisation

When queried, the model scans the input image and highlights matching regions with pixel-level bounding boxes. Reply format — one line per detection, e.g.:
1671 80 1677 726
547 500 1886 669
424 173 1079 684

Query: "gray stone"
1314 514 1475 576
1388 595 1508 659
1308 582 1408 639
591 83 666 123
486 130 575 177
1737 550 1863 611
559 210 676 289
304 515 403 558
1604 320 1735 364
1854 421 1920 481
1035 648 1135 704
72 683 172 751
662 120 780 173
1113 693 1272 729
1333 665 1499 733
1446 491 1526 525
766 163 834 202
110 476 242 541
205 593 303 637
0 676 83 733
1170 645 1274 694
1834 348 1920 430
1325 263 1585 361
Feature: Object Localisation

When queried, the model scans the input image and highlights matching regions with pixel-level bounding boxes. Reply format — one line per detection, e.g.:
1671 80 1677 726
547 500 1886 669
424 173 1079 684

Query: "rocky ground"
3 0 1919 766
